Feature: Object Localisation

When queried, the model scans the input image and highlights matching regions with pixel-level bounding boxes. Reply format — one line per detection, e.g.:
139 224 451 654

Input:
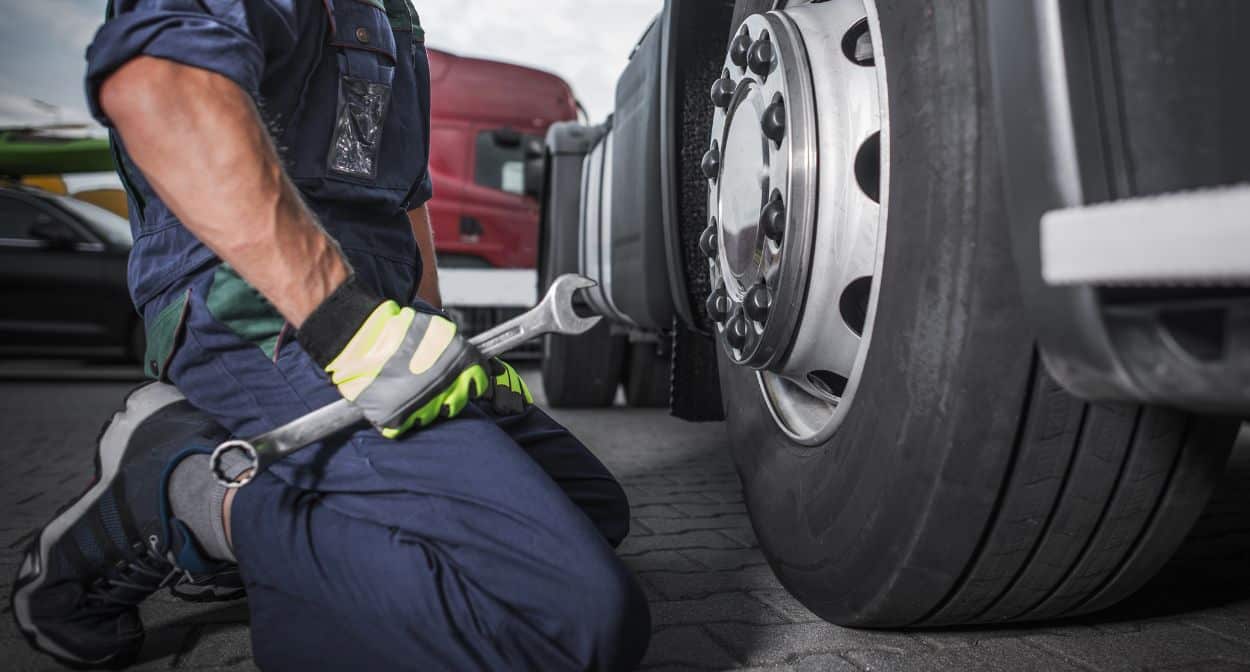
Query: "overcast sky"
0 0 661 125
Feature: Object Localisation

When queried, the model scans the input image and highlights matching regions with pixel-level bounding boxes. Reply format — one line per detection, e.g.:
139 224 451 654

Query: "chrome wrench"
209 274 601 487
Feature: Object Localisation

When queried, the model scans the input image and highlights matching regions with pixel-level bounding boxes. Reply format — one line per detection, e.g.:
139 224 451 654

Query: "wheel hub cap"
704 0 888 444
720 84 769 285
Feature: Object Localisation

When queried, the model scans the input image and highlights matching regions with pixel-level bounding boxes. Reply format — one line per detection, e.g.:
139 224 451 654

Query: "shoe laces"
83 535 180 609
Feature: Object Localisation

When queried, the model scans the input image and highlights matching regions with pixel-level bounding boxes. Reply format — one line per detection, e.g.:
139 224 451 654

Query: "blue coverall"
84 2 651 669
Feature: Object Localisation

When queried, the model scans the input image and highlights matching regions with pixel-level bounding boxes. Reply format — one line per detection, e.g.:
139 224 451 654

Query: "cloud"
0 94 94 129
0 1 108 116
418 0 661 120
0 0 660 123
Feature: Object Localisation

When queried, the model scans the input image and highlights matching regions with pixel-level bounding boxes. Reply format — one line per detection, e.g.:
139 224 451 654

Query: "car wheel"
705 0 1240 626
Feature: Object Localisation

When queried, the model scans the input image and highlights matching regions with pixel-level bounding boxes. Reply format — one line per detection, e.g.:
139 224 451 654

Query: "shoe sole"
169 581 248 603
10 382 187 668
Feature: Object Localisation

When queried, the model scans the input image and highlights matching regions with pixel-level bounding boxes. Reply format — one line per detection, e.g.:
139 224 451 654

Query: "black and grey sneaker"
169 565 247 603
11 383 232 668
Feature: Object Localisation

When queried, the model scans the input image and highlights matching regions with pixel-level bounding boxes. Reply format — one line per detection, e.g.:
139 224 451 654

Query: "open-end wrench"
209 274 600 487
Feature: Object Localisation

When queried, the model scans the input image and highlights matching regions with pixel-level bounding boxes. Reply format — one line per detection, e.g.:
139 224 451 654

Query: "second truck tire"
624 340 671 408
539 125 625 408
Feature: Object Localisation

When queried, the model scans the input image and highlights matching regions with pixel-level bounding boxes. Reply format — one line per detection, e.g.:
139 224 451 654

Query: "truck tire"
539 126 625 408
624 340 671 408
542 323 623 408
708 0 1240 627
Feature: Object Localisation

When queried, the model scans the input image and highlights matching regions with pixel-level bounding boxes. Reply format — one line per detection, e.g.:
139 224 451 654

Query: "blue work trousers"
158 269 651 671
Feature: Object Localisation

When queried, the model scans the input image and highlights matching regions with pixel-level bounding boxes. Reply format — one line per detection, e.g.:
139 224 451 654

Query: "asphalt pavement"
2 363 1250 671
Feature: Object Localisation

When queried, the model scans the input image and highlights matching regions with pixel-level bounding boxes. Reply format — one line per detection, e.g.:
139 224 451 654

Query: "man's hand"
297 277 488 437
485 359 533 415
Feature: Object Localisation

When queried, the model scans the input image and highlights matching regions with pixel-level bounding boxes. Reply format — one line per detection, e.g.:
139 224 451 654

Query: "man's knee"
600 480 632 548
568 555 652 671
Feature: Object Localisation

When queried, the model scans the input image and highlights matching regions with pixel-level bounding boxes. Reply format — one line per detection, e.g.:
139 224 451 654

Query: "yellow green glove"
297 276 488 438
486 358 533 414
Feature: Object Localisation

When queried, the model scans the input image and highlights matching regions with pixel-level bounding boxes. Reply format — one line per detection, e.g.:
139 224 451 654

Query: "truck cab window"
474 129 535 196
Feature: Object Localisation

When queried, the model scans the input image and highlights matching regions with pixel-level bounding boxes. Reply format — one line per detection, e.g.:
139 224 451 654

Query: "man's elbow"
99 57 234 130
98 57 169 128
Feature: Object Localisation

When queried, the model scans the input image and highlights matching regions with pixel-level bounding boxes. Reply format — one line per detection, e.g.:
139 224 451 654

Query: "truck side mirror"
524 137 544 160
523 156 545 199
491 128 522 148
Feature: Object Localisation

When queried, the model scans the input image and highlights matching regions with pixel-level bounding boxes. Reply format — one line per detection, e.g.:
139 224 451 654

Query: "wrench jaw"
211 439 262 489
545 275 603 336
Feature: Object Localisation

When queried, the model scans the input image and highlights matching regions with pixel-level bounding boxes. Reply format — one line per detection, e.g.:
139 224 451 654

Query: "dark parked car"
0 184 140 360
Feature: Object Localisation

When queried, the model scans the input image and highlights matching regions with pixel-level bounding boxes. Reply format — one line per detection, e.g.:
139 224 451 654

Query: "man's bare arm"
99 56 348 327
408 204 442 308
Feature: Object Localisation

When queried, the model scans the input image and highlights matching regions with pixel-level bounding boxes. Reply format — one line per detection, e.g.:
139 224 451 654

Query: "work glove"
485 358 533 415
297 275 489 438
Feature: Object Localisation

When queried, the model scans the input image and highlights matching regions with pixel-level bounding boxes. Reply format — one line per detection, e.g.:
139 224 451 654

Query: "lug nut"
706 286 731 323
701 142 721 181
710 74 735 109
747 33 775 77
762 97 786 144
729 32 752 69
725 308 749 350
744 282 772 322
699 220 719 258
760 190 785 241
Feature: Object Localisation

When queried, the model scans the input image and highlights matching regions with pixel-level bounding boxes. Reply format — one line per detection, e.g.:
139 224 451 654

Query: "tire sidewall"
718 0 1034 625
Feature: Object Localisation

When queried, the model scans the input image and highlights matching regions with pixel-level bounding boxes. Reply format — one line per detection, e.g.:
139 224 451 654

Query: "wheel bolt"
706 286 731 323
762 98 786 144
729 32 752 69
747 33 775 77
701 142 721 181
699 220 719 258
725 308 749 350
760 190 785 241
744 282 771 322
710 74 735 109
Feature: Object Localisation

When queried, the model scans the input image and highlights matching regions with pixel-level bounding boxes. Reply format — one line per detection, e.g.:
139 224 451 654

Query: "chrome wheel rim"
704 0 889 445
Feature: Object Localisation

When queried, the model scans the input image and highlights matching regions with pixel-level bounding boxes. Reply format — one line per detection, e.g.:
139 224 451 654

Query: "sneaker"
169 566 247 603
11 383 232 667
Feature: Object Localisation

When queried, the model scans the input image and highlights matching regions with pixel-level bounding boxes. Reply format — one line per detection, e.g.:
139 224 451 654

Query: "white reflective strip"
438 269 538 307
1041 184 1250 286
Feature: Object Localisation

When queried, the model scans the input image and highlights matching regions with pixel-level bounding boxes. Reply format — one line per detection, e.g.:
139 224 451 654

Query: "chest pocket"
325 0 398 181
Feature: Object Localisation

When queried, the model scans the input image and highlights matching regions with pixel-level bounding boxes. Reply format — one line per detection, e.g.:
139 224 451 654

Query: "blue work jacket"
86 0 433 310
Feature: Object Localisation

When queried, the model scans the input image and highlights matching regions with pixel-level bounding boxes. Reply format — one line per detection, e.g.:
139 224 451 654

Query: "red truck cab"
426 48 578 272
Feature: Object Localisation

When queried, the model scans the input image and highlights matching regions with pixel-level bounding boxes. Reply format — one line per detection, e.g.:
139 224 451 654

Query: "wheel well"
662 0 737 334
